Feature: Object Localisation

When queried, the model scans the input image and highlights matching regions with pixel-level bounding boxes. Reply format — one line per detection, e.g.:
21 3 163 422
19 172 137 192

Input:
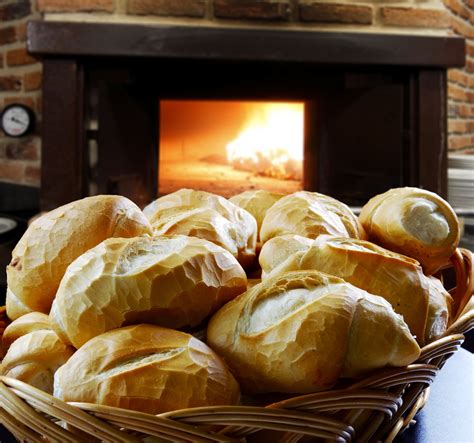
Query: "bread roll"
259 234 313 278
260 191 366 245
2 312 51 353
54 324 240 414
1 330 74 394
50 235 247 348
6 195 152 320
229 190 283 240
5 287 34 320
359 187 460 275
265 235 452 344
143 189 257 268
207 271 420 394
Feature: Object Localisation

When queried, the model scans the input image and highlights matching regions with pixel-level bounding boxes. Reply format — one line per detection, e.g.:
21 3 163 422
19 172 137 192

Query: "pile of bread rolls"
1 187 464 416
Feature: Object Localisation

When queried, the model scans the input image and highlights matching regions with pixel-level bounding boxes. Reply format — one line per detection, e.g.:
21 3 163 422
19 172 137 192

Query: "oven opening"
158 100 305 197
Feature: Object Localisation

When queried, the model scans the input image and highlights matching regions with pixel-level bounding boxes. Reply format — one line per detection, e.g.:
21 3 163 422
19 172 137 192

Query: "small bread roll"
143 189 257 268
54 324 240 414
260 191 366 245
50 235 247 348
6 195 152 320
259 234 313 278
265 235 452 345
1 330 74 394
359 187 460 275
2 312 51 353
229 190 283 240
207 270 420 394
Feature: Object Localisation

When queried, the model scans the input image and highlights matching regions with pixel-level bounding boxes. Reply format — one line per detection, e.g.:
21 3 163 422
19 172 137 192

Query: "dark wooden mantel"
28 20 465 67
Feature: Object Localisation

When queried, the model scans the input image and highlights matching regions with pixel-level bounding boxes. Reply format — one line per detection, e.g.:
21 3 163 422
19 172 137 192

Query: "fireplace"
159 100 304 196
27 21 465 210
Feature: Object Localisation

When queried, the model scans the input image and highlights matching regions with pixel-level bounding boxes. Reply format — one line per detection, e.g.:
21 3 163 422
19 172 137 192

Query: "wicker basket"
0 249 472 443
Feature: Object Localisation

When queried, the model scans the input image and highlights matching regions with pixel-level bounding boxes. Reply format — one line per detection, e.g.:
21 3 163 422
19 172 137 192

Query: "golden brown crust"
6 195 152 320
207 270 420 394
2 312 51 353
359 187 460 275
259 234 313 277
229 190 283 240
265 235 452 345
49 235 247 348
53 324 240 414
1 330 74 394
144 189 257 269
260 191 366 245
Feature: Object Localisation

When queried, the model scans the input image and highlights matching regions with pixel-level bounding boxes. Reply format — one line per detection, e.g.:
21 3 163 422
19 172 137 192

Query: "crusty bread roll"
6 195 152 320
54 324 240 414
260 191 366 245
359 187 460 275
1 330 74 394
265 235 452 345
5 287 34 320
229 190 283 240
143 189 257 268
259 234 313 278
50 235 247 348
2 312 51 353
207 271 420 394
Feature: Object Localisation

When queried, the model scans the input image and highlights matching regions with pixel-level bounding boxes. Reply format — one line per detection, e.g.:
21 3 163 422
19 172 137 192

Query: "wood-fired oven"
27 21 465 210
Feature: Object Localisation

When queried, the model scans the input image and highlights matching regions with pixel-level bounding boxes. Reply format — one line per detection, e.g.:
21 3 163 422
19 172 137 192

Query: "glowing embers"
159 101 304 197
226 103 303 180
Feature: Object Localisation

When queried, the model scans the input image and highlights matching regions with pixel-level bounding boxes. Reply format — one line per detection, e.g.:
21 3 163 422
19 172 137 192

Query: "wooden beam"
41 59 86 210
27 21 465 68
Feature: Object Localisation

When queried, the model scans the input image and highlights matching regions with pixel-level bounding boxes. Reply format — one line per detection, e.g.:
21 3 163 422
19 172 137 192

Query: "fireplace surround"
27 21 465 210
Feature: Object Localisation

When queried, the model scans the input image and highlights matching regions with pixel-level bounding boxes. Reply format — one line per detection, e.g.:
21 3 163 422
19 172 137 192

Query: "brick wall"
445 0 474 152
0 0 471 187
35 0 452 33
0 0 42 187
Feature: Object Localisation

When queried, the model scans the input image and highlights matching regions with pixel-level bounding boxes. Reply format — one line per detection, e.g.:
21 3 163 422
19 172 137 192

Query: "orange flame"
226 103 304 180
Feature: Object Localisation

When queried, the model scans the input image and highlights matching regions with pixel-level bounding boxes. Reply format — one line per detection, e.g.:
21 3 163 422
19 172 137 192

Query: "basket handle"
448 248 473 322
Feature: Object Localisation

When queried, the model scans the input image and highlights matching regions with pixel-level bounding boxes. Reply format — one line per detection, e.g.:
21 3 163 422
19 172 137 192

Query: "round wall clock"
1 104 35 137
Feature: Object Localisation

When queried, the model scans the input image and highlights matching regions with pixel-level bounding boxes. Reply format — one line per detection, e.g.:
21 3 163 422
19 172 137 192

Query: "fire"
226 103 304 180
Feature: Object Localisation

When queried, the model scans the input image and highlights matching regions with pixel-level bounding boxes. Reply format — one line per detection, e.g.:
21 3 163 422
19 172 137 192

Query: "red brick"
450 15 474 38
448 119 474 133
0 27 16 46
0 161 25 184
448 83 468 101
448 69 470 86
444 0 471 20
448 103 474 118
5 139 39 161
24 71 42 91
0 1 31 21
300 2 372 24
128 0 205 17
448 134 474 150
16 22 28 42
214 0 291 21
4 97 35 109
380 7 450 28
37 0 114 12
0 76 21 92
6 48 36 67
466 57 474 73
467 42 474 58
24 165 41 186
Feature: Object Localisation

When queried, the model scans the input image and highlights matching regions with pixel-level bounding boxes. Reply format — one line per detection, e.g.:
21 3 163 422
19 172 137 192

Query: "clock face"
1 105 32 137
